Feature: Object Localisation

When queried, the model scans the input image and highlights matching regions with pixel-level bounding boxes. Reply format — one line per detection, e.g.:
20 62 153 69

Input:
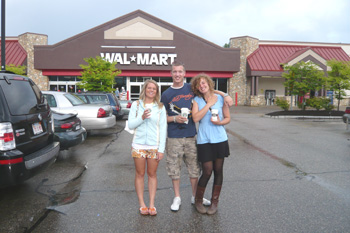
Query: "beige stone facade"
18 33 49 90
229 36 259 105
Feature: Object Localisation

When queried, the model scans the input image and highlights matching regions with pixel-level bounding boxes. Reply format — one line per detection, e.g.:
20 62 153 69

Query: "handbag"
124 100 139 134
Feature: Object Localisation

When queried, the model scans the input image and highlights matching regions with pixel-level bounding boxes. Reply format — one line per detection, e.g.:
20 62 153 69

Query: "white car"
43 91 116 130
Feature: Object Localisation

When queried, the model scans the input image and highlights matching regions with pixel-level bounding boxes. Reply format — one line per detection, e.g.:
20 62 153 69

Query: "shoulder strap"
136 100 140 117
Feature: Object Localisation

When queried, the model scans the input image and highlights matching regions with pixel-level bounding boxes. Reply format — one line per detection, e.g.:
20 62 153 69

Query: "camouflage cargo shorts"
166 137 201 179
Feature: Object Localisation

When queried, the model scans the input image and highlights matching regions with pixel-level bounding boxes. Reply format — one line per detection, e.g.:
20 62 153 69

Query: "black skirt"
197 140 230 163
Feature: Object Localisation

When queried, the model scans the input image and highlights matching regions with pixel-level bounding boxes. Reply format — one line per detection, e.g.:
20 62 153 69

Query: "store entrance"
128 82 172 101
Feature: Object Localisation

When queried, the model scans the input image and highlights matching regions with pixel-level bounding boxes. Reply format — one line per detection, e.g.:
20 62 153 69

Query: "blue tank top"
194 94 228 144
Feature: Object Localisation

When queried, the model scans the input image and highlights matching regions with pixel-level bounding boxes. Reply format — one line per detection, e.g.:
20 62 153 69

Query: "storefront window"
59 85 66 92
50 85 58 91
49 76 58 81
216 78 227 93
68 85 75 93
58 76 76 81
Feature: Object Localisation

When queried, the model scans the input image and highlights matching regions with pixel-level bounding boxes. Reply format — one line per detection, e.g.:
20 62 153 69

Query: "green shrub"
276 97 290 111
306 97 334 110
324 104 335 111
306 97 323 110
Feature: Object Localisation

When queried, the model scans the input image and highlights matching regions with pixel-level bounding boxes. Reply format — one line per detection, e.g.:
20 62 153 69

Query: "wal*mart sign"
100 53 177 66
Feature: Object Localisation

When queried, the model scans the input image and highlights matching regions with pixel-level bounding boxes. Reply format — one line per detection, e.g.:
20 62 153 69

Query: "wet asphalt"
1 105 350 233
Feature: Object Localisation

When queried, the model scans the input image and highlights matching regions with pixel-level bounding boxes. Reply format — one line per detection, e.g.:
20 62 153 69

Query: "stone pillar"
18 33 48 90
229 36 259 105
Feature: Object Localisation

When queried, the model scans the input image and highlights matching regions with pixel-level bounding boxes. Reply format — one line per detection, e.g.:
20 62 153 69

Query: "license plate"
32 122 43 135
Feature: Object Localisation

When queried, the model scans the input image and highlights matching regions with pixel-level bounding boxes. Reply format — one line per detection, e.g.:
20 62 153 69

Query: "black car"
0 72 60 187
75 92 124 120
52 111 87 150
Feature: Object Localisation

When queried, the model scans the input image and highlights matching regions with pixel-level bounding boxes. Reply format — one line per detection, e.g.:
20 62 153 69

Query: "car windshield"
86 95 110 104
64 93 86 106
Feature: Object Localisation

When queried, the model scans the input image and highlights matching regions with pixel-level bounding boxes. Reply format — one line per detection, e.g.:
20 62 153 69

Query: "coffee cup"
181 108 189 124
211 109 218 121
145 103 153 118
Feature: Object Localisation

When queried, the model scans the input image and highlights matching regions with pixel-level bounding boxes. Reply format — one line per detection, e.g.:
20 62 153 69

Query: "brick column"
229 36 259 105
18 33 48 90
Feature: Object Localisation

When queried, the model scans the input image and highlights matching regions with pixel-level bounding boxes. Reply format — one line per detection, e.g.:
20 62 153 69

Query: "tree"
326 59 350 111
6 64 26 75
223 43 230 48
282 61 326 110
78 56 121 92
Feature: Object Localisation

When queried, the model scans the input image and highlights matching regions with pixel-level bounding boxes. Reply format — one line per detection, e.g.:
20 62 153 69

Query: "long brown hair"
190 73 215 98
139 80 163 108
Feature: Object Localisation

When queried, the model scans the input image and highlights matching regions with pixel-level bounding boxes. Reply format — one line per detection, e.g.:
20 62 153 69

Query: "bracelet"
173 116 176 123
224 93 229 97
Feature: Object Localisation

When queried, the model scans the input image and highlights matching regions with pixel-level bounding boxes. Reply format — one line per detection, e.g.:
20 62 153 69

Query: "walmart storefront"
34 10 240 100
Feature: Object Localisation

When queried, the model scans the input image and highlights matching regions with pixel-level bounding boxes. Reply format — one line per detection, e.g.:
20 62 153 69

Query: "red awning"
42 69 233 78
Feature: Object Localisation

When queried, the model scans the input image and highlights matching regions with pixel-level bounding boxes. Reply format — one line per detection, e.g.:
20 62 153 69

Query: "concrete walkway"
230 105 347 115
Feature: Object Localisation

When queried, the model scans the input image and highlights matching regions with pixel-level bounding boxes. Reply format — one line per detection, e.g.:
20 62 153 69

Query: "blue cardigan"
128 100 167 153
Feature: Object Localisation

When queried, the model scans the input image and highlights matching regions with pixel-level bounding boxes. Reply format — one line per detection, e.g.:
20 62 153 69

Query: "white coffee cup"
145 103 153 118
211 109 218 121
181 108 189 124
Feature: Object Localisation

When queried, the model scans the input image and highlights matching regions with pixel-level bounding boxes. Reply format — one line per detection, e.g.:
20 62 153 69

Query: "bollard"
347 117 349 130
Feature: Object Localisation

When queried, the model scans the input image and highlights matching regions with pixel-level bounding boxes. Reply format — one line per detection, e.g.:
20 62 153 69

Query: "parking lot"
1 107 350 232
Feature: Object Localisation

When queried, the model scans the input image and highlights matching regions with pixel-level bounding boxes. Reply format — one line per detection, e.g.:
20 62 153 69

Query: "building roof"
34 10 240 76
247 44 350 73
0 40 27 66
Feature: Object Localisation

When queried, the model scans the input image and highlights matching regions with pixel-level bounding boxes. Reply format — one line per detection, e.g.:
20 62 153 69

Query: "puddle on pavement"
23 165 87 232
36 164 87 213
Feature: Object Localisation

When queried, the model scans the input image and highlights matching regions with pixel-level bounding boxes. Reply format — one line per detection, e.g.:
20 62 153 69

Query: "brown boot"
207 185 222 215
194 186 207 214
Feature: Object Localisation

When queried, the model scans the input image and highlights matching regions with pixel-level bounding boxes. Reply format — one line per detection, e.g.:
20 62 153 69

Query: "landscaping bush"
306 97 323 110
276 97 290 111
306 97 334 111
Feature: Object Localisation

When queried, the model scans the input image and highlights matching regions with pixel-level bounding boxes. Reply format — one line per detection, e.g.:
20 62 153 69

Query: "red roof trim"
0 40 27 66
247 44 350 72
42 69 233 78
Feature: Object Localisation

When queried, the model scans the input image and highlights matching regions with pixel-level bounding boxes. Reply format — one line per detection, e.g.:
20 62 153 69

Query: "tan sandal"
139 207 149 215
149 207 157 216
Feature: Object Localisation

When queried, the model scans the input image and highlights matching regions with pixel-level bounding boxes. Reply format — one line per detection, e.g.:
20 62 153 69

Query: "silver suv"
0 72 60 187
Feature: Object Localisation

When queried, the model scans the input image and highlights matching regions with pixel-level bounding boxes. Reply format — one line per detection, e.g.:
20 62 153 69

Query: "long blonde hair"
139 80 163 108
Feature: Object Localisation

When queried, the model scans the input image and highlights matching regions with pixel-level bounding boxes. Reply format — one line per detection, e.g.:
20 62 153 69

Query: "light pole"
1 0 5 71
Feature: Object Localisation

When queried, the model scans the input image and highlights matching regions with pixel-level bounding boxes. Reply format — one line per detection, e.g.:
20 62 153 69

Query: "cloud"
5 0 350 45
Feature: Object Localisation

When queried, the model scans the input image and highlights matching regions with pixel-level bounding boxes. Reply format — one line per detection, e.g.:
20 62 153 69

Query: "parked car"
0 72 60 187
52 111 87 150
120 100 132 117
343 106 350 124
42 91 116 130
75 92 124 120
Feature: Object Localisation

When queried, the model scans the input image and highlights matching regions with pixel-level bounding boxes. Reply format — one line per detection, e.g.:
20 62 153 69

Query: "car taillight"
51 113 55 133
97 108 107 118
345 108 350 114
61 122 74 129
127 102 132 108
0 157 23 165
0 122 16 150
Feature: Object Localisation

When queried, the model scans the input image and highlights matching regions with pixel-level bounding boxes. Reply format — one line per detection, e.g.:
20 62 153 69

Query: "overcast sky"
6 0 350 46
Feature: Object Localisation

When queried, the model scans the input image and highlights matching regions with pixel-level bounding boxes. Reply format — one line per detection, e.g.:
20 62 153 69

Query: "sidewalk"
229 105 346 120
230 105 281 115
